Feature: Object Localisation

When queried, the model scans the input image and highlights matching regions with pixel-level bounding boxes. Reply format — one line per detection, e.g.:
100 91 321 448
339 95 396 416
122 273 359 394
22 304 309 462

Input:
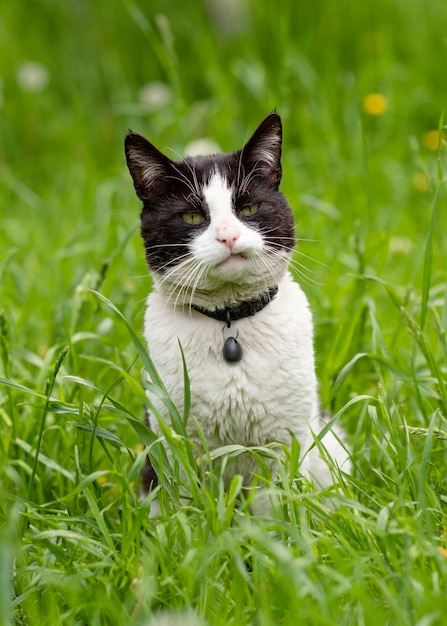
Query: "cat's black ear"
124 131 172 201
241 113 282 187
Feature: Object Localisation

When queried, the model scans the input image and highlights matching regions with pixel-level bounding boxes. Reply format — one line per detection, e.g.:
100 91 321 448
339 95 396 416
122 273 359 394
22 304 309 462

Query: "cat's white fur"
143 172 350 514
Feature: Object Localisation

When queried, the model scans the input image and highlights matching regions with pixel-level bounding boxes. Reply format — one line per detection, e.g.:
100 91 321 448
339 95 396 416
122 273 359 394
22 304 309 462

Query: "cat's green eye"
241 203 259 217
182 212 204 225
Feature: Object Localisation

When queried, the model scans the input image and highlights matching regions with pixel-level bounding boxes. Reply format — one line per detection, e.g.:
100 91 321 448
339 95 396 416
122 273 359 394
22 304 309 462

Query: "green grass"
1 0 447 624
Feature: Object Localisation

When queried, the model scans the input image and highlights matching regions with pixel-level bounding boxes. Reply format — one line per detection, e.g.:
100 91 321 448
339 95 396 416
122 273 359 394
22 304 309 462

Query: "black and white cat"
125 113 350 515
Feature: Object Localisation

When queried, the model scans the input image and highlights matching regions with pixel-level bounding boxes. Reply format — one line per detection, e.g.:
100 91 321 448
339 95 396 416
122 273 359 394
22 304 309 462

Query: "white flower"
138 82 172 111
184 138 221 157
205 0 250 35
16 61 50 93
389 236 413 255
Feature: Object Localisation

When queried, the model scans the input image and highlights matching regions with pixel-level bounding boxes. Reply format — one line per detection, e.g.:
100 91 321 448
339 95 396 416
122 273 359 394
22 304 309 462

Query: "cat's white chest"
144 272 319 452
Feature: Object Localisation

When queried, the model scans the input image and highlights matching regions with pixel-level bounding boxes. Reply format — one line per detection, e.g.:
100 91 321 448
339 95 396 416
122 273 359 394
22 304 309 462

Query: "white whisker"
250 251 279 294
237 163 264 196
255 249 284 285
257 244 322 287
154 252 192 276
294 250 330 271
167 163 202 202
177 160 203 201
148 242 190 249
188 262 210 312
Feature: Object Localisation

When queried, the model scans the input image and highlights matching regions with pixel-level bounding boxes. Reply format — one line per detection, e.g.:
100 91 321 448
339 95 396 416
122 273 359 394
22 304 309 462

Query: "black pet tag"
223 336 242 362
222 310 242 362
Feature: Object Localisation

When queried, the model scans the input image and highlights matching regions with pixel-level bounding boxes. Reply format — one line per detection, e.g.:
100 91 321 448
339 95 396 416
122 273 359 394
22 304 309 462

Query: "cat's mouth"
216 252 246 270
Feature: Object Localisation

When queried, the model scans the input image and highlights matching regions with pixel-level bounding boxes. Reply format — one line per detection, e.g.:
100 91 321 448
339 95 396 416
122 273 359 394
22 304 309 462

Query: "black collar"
191 286 278 323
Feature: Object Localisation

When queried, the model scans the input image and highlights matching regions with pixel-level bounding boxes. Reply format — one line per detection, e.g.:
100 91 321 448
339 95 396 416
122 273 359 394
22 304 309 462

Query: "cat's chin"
215 253 246 272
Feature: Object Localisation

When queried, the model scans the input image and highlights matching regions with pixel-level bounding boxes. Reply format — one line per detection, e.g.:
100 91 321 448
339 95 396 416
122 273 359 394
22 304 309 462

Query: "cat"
124 112 350 515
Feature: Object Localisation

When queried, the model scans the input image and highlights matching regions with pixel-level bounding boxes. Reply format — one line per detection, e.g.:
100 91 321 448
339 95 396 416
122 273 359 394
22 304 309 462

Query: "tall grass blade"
27 346 69 500
420 185 438 331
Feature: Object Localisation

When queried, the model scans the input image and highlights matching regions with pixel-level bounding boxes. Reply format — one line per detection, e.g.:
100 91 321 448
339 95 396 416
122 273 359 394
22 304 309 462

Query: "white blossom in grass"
138 81 172 111
184 138 221 157
205 0 250 36
16 61 50 93
389 236 413 255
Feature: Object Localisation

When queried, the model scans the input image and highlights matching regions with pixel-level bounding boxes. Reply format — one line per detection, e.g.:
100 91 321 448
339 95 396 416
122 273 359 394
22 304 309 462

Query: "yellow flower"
423 129 446 151
362 93 388 116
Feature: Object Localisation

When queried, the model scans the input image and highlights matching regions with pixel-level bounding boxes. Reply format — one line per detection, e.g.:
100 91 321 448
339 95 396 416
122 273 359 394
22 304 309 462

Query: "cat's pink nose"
215 223 240 249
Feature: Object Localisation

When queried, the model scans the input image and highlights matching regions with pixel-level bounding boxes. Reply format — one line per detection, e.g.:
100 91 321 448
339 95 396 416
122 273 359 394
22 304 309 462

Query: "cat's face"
125 113 295 307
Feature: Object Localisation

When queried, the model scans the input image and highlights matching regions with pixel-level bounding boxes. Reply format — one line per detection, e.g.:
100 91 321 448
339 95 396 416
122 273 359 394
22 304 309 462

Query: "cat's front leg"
140 456 162 517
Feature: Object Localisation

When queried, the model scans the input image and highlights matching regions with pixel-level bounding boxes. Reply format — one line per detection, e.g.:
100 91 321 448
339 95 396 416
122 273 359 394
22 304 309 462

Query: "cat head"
124 113 295 308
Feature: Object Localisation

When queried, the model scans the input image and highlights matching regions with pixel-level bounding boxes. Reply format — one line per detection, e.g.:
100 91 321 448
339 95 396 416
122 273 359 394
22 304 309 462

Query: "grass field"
1 1 447 624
